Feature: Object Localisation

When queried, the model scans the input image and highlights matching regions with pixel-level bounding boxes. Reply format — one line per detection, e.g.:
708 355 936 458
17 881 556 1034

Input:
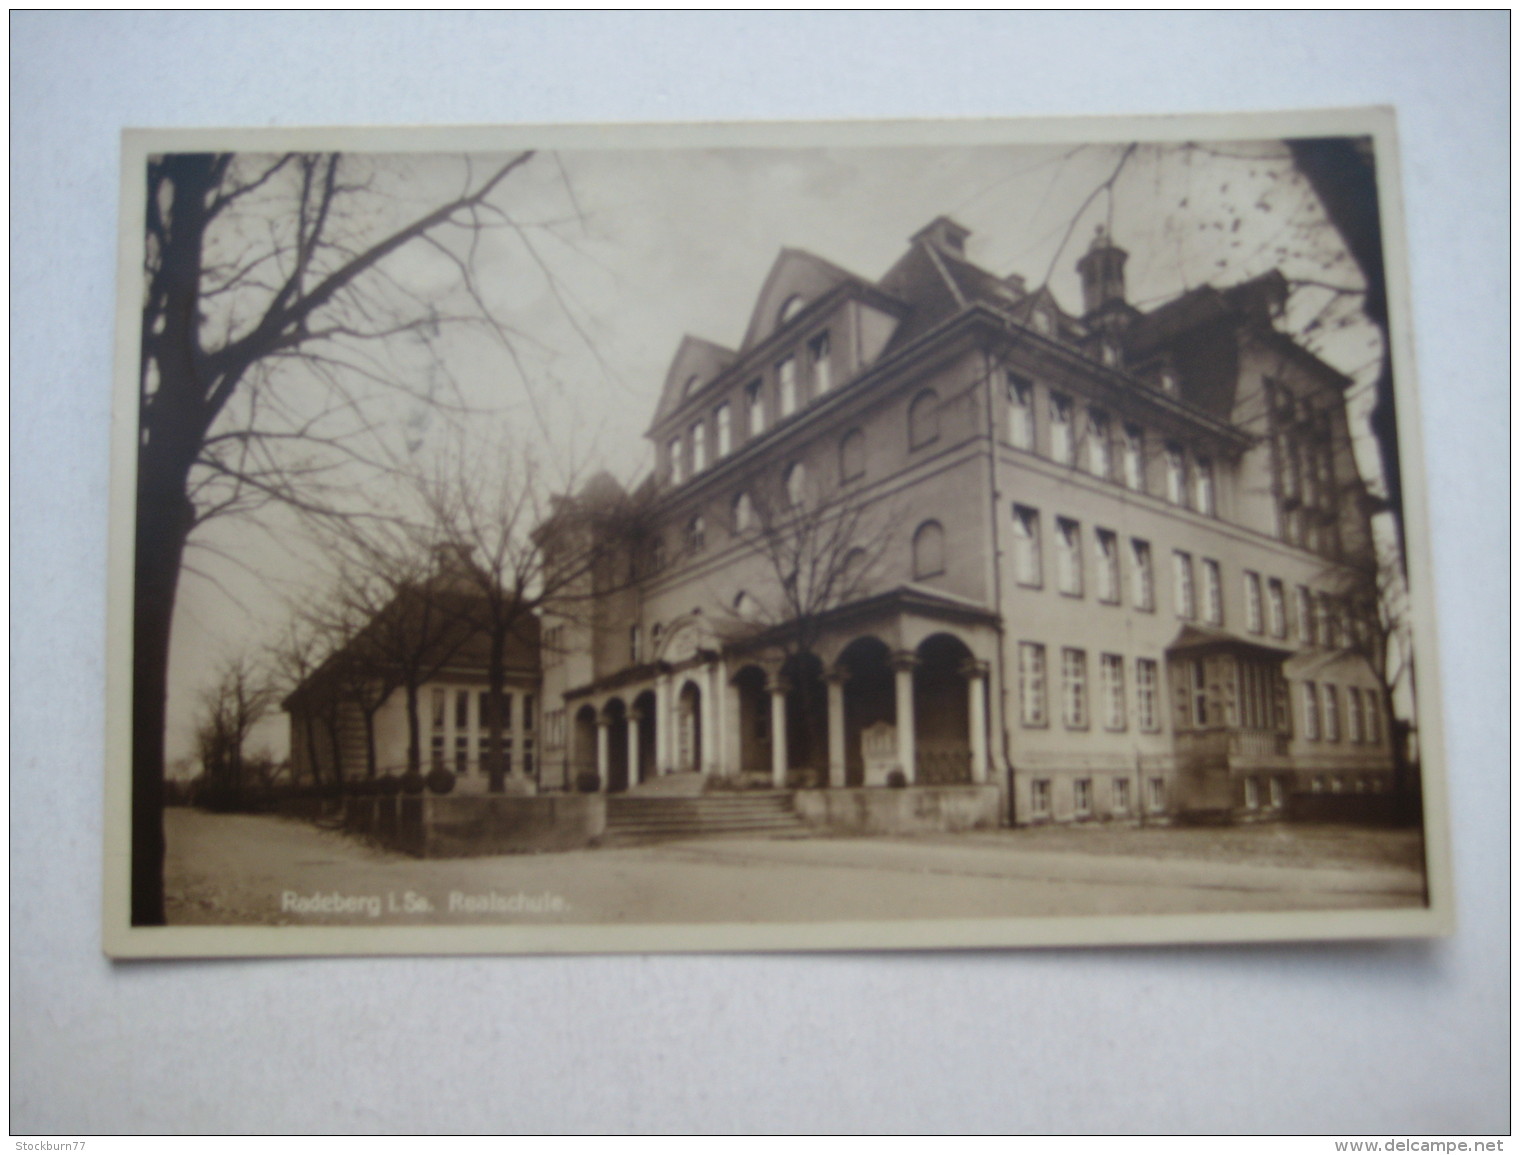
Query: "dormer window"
746 379 766 437
1032 310 1053 337
690 421 708 473
668 435 684 485
779 295 806 325
777 356 798 418
732 490 753 532
715 402 732 458
1164 443 1186 505
1159 366 1180 396
1049 394 1074 464
682 374 701 398
809 332 832 394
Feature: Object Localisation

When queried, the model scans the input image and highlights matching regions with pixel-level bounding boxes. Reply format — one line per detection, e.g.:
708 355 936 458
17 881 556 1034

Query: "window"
1101 654 1126 731
779 294 805 324
1269 777 1285 808
1136 659 1160 731
1165 444 1186 504
909 389 940 449
649 536 666 572
839 428 865 483
1147 777 1166 813
687 514 706 553
1323 684 1340 742
629 625 642 664
1244 571 1264 633
1202 559 1224 626
1011 505 1041 587
1031 778 1052 817
1050 394 1074 463
430 688 447 771
733 591 760 621
668 435 684 485
1302 680 1320 740
1062 648 1088 729
1296 585 1316 644
1364 693 1381 744
733 491 753 532
1095 530 1120 603
1018 642 1047 727
1112 778 1131 814
809 332 832 394
455 689 469 731
1086 410 1111 478
1007 374 1034 449
1189 659 1209 727
1347 686 1364 743
1267 579 1287 638
1173 550 1196 619
1122 424 1145 491
1317 593 1335 648
784 462 806 508
1244 777 1260 809
690 421 707 472
1193 457 1216 514
1074 778 1093 817
746 379 765 437
912 520 946 579
522 694 534 730
715 402 732 458
1130 539 1154 611
777 357 798 418
1055 518 1083 596
1032 310 1053 337
1159 366 1179 395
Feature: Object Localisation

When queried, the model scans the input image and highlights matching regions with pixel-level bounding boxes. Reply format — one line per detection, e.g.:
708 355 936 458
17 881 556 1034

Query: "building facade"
537 216 1394 823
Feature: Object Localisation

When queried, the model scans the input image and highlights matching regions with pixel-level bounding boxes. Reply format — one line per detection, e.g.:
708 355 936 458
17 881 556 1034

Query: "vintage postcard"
103 109 1453 957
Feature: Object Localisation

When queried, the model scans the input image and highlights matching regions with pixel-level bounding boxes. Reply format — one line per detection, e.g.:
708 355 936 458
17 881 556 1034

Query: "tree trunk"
362 708 379 779
404 683 422 776
131 472 195 926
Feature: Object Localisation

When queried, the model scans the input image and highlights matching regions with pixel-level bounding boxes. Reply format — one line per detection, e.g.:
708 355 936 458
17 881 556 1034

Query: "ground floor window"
1074 777 1092 816
1269 776 1285 808
1146 777 1165 813
1112 777 1131 814
1243 776 1260 809
1031 778 1051 817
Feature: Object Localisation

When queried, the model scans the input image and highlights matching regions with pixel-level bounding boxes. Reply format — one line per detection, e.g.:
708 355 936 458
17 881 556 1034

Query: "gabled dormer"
646 335 737 433
739 247 865 352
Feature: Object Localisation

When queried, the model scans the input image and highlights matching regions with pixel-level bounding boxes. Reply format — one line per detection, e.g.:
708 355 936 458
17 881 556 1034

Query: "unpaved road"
164 808 1426 928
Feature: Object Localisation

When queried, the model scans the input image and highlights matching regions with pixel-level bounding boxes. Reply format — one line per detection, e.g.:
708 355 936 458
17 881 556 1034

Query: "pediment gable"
739 248 869 352
649 335 737 427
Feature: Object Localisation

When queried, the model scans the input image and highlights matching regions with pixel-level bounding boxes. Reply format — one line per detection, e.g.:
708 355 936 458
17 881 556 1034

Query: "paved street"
163 807 1425 928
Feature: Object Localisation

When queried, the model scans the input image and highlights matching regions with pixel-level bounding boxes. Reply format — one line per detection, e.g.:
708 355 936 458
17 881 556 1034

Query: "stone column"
654 674 670 775
962 659 991 784
891 652 918 784
700 662 717 776
767 673 790 789
626 708 642 790
825 666 848 788
595 716 610 792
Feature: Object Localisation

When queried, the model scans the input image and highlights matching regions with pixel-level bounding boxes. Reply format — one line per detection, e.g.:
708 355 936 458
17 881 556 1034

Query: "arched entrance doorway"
632 689 657 787
783 651 829 787
838 636 895 787
572 704 598 788
603 698 630 792
732 665 771 776
914 633 974 784
675 680 702 773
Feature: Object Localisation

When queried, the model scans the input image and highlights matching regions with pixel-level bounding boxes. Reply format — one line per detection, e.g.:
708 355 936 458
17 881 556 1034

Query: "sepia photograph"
104 110 1452 957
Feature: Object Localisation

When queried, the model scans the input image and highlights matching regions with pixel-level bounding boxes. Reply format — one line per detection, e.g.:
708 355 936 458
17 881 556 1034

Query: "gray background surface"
10 11 1508 1135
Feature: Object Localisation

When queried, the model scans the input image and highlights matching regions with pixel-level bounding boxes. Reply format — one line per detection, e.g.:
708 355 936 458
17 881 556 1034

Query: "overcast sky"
164 133 1379 769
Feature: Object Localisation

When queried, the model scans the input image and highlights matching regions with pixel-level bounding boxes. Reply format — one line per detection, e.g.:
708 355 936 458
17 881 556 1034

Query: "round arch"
837 635 895 787
914 633 976 784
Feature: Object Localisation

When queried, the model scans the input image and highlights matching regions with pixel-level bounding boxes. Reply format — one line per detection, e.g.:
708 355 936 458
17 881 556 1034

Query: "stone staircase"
603 790 807 844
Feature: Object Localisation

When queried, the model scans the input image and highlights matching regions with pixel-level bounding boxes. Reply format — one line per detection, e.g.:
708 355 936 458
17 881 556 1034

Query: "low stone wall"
393 793 606 857
793 784 1002 835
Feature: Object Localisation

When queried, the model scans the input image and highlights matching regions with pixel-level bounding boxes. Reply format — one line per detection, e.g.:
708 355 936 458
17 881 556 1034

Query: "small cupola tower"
1075 225 1129 317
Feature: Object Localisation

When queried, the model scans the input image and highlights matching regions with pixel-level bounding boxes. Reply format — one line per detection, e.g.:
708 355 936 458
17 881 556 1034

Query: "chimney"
910 215 971 257
1075 225 1128 316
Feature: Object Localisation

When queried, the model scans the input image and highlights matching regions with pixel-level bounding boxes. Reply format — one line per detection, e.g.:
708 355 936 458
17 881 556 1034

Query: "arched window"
842 547 869 594
908 389 940 449
687 515 706 553
912 520 946 579
839 428 866 483
778 294 806 324
733 591 761 620
784 462 806 508
732 491 753 532
682 374 701 398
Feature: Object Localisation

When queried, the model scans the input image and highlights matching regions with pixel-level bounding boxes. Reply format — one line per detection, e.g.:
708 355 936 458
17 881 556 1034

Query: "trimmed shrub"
376 773 402 795
575 771 602 794
886 770 908 789
399 769 426 795
425 768 456 795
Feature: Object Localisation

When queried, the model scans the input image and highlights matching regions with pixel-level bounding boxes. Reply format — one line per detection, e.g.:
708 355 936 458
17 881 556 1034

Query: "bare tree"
192 653 279 806
133 149 542 923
